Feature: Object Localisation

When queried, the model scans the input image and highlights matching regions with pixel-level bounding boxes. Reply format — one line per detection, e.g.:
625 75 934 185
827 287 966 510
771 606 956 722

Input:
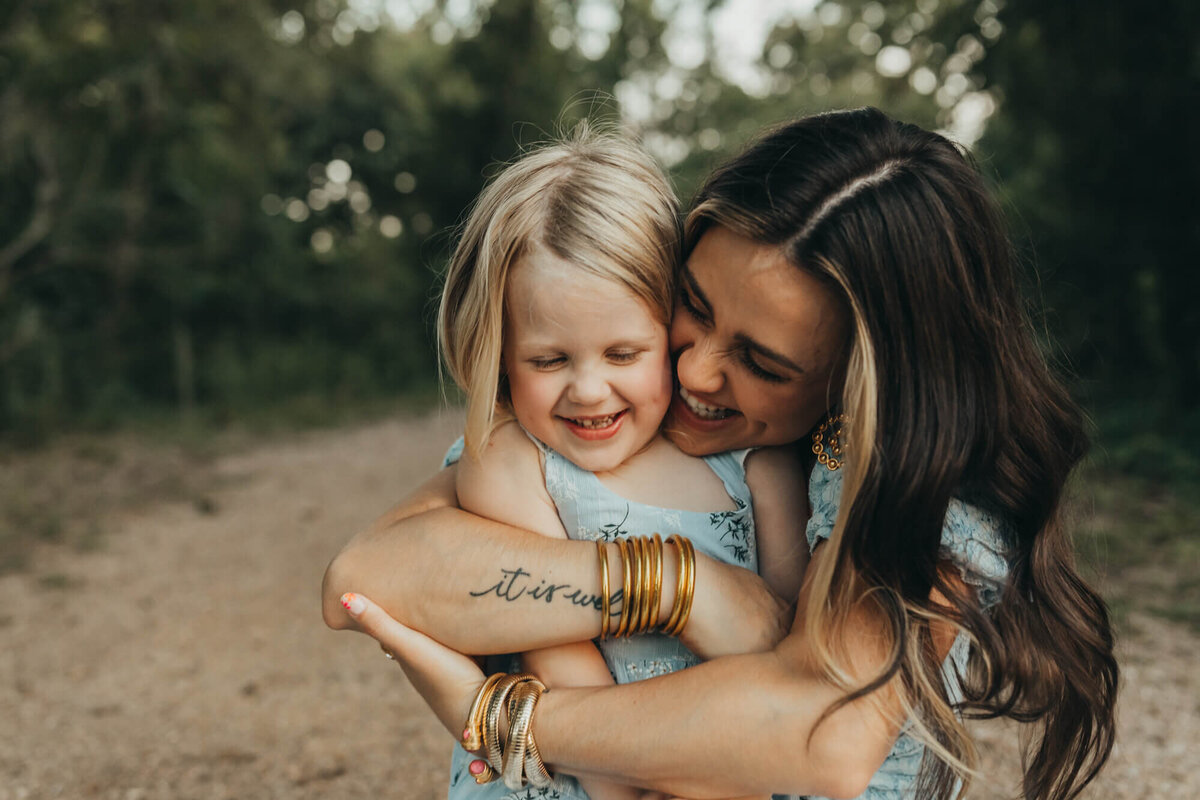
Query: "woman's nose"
566 368 611 406
675 340 724 395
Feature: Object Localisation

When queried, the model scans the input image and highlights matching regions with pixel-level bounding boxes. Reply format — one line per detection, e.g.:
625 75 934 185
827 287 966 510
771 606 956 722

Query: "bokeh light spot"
326 159 352 184
286 198 310 222
412 213 434 235
363 129 385 152
876 45 912 78
394 172 417 193
261 194 283 216
311 229 334 253
380 215 404 238
909 66 938 95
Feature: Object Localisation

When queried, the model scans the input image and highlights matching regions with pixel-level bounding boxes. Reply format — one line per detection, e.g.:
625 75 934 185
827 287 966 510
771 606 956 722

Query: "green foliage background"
2 0 1197 468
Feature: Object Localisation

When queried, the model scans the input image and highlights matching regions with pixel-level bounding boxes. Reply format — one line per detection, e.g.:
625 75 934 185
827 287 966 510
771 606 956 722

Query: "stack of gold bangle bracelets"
460 673 553 788
597 533 695 639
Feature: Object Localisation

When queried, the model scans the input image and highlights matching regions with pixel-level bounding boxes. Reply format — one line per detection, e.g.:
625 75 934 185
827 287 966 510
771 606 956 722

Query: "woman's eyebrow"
734 333 806 374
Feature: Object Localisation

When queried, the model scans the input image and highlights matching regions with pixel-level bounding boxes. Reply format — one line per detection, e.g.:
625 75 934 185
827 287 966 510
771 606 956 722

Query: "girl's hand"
679 553 793 660
338 591 484 739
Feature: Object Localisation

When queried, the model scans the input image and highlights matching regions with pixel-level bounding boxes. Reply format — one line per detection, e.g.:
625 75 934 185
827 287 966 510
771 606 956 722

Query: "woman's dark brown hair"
687 107 1118 800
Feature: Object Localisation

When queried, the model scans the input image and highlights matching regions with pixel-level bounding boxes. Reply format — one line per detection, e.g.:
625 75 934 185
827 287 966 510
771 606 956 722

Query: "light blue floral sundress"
443 435 760 800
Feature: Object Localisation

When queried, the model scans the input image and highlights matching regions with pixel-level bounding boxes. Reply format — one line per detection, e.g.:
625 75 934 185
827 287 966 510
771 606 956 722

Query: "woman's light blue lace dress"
443 435 760 800
784 465 1011 800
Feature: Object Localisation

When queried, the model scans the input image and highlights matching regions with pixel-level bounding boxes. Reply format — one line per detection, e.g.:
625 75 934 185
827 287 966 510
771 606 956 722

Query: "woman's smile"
676 386 735 421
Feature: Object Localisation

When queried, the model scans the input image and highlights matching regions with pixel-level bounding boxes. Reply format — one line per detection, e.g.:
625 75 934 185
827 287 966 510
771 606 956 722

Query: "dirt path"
1 411 1195 799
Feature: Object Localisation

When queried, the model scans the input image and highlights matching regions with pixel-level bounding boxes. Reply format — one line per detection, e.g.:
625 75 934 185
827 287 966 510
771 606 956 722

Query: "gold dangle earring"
811 412 847 471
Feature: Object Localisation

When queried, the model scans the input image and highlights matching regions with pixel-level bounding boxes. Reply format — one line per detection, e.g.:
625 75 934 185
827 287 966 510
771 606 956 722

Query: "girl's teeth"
573 414 616 429
679 387 734 420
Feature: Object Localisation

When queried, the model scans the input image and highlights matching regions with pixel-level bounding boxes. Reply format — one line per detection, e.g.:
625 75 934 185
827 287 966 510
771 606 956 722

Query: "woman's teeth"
679 387 734 420
570 413 619 429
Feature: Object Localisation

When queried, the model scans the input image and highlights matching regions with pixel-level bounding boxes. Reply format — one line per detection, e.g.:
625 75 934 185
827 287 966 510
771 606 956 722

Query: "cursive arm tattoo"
470 566 622 618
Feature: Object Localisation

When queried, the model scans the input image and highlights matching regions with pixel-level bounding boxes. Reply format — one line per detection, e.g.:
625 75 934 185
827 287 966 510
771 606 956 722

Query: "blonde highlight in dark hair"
690 108 1117 800
438 122 680 457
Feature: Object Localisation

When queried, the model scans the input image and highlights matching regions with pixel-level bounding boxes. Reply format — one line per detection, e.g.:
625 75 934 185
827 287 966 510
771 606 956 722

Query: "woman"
324 108 1118 799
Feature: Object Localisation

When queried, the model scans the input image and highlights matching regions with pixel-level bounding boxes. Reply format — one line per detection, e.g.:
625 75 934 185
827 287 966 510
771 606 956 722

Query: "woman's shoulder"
805 464 1011 606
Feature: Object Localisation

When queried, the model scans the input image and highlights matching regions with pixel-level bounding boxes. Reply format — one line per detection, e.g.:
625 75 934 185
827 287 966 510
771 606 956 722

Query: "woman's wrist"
679 553 790 659
598 537 685 639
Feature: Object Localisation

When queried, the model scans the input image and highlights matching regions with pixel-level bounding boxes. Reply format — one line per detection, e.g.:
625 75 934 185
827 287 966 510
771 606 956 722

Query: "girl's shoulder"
592 434 743 514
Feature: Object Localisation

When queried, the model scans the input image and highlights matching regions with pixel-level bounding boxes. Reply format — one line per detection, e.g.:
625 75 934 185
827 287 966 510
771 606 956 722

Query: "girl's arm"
340 541 909 800
743 446 809 604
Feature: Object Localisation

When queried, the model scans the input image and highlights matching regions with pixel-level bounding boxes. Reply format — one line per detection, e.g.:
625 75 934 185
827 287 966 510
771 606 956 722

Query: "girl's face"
666 225 849 456
503 248 672 472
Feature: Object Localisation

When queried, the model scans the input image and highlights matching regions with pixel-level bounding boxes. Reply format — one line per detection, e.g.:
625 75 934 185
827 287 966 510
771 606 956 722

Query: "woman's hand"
339 591 485 739
679 553 793 660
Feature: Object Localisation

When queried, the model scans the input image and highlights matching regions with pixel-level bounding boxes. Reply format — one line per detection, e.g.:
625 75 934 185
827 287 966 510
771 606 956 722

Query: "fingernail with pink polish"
341 592 365 616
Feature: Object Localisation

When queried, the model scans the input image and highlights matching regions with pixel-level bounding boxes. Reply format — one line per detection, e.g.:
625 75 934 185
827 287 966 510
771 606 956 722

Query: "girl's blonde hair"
438 122 680 457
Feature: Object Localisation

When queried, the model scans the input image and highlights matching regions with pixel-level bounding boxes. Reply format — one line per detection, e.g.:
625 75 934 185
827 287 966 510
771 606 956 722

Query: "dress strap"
701 448 755 510
514 423 550 456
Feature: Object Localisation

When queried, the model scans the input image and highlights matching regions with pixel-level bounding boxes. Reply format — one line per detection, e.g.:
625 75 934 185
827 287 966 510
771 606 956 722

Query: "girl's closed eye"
606 349 642 364
529 355 566 370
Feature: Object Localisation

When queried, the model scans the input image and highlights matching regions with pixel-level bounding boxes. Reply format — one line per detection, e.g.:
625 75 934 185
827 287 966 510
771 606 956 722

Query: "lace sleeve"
804 463 1010 607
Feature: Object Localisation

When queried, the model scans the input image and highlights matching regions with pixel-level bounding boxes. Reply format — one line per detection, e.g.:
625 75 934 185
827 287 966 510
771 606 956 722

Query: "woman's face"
665 225 849 456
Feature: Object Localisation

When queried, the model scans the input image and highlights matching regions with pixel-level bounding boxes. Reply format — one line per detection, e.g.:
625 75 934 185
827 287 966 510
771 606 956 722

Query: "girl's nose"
675 340 725 396
566 368 611 406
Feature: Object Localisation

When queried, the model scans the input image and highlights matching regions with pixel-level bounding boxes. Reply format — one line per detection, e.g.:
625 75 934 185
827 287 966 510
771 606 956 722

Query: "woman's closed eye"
677 286 710 325
739 348 786 383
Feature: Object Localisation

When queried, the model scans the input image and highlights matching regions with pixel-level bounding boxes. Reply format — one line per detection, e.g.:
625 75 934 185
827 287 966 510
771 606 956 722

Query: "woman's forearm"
536 632 897 799
323 504 612 653
323 469 788 657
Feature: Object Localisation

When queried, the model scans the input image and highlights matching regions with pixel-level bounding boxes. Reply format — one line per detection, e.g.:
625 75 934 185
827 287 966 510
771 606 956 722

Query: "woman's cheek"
653 350 674 407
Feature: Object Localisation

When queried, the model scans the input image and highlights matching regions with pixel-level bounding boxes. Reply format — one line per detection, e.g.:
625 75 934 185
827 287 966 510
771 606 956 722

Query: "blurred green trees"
1 0 1196 446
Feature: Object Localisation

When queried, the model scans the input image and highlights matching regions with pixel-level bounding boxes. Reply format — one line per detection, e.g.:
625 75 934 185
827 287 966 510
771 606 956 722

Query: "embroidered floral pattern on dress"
597 506 632 541
623 655 695 681
710 494 752 563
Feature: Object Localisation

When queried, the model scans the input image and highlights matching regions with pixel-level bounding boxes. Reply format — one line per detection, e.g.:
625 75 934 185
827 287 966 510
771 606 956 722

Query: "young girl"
436 125 806 800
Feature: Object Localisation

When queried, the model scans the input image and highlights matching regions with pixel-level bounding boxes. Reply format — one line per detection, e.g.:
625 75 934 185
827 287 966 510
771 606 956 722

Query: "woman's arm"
322 468 791 659
339 542 906 800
